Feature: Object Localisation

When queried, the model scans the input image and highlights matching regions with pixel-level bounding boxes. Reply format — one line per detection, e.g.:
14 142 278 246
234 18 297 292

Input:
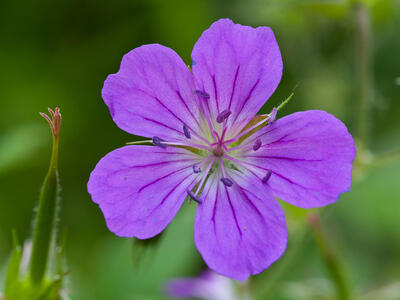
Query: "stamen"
192 165 201 173
182 123 212 146
193 89 215 143
224 109 276 146
195 157 216 195
219 159 233 187
224 154 265 180
253 139 262 151
221 177 233 187
187 189 202 204
262 170 272 184
193 90 210 99
192 155 212 175
216 109 232 123
269 107 277 123
183 124 191 139
152 136 167 149
162 141 212 152
126 140 152 145
227 143 252 152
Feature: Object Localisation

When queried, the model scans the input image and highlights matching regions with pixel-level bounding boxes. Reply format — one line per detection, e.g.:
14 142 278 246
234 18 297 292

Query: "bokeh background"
0 0 399 299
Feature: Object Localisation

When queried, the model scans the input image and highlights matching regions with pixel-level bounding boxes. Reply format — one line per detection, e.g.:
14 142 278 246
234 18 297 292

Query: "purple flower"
166 270 240 300
88 19 356 280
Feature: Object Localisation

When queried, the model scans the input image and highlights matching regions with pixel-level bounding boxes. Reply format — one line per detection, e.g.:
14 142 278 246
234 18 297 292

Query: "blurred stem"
370 147 400 168
354 1 372 149
238 279 251 300
308 213 350 300
29 108 61 286
253 224 311 299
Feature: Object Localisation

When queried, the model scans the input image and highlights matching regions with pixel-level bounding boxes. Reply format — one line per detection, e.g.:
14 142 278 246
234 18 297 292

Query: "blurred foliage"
0 0 399 299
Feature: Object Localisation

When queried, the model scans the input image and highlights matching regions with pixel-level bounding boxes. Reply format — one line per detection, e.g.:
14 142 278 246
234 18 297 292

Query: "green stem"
29 109 61 286
308 214 351 300
355 1 372 149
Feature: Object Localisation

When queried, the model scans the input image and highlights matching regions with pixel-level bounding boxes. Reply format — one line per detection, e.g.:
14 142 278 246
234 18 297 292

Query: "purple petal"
166 270 238 300
191 19 282 136
242 110 356 208
167 278 198 298
87 146 199 238
194 170 288 281
102 44 204 140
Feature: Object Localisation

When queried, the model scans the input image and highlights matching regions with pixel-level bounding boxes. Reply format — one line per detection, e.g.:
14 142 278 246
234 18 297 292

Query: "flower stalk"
354 1 372 149
29 108 62 286
307 213 351 300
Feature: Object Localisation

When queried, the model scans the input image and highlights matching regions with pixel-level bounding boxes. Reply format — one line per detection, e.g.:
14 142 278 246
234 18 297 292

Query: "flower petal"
194 169 288 281
88 146 199 238
242 110 356 208
191 19 282 137
102 44 205 140
166 270 239 300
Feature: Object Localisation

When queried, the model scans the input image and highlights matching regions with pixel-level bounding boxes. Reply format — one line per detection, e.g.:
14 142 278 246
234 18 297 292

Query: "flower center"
136 97 278 205
212 145 224 157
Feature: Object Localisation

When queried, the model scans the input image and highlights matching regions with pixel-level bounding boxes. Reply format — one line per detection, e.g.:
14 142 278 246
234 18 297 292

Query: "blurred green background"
0 0 399 299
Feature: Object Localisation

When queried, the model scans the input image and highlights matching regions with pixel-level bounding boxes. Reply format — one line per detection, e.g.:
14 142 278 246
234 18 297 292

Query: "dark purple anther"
183 124 191 139
216 109 232 123
187 189 202 204
262 170 272 184
221 177 233 187
192 165 201 173
194 90 210 99
253 139 262 151
152 136 167 149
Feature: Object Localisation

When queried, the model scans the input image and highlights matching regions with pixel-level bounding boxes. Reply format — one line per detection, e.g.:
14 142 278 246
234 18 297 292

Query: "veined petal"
87 146 200 238
194 169 287 281
102 44 204 141
191 19 282 137
242 110 356 208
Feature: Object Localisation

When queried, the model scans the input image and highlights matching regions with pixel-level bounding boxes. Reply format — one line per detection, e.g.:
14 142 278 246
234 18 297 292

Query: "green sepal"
37 278 62 300
5 230 23 297
29 108 62 286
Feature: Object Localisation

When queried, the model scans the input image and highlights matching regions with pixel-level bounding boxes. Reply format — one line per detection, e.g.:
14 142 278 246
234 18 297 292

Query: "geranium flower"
166 270 241 300
88 19 356 280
